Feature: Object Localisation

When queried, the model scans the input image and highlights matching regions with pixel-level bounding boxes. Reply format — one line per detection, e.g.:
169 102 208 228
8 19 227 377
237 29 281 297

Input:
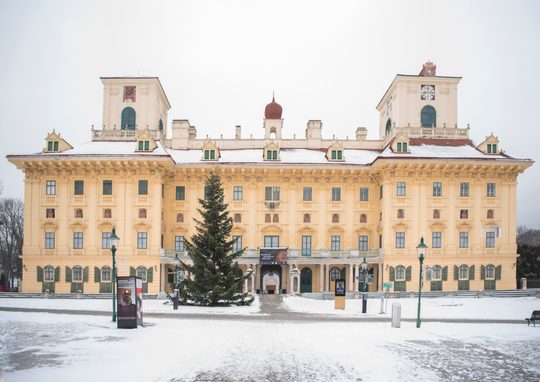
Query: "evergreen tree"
181 174 254 306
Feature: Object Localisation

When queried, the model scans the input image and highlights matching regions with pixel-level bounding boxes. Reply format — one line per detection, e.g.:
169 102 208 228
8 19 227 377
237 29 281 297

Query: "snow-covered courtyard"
1 295 539 381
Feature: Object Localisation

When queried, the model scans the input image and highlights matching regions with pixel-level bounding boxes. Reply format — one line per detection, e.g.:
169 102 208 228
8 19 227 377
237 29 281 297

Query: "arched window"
72 266 83 282
459 265 469 280
421 105 436 128
136 266 147 282
397 209 404 219
101 266 111 282
433 209 440 219
303 213 311 223
385 118 392 134
330 267 341 281
121 107 136 130
139 208 147 218
159 119 163 131
103 209 112 219
44 265 55 282
176 213 184 223
360 214 367 223
432 265 442 280
487 209 494 219
234 213 242 223
332 213 339 223
75 208 83 218
395 265 406 281
485 264 495 280
272 214 279 223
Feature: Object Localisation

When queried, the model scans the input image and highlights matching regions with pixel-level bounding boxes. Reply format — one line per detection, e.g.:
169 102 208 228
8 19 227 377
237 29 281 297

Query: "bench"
526 310 540 326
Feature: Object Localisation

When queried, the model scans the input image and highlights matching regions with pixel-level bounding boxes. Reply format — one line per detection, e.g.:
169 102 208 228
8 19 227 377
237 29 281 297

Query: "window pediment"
135 132 157 152
41 221 59 230
201 140 220 161
44 131 73 153
392 222 408 230
134 221 151 230
263 141 280 161
326 141 344 162
261 224 283 233
429 221 446 230
391 134 410 153
476 134 500 155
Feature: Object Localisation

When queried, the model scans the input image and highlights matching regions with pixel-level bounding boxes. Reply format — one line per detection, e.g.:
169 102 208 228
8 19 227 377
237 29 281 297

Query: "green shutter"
54 266 60 282
65 266 72 282
47 141 53 151
454 265 459 280
405 266 412 281
147 267 153 283
480 265 485 280
469 265 475 280
94 267 101 282
83 267 88 282
37 266 43 282
130 267 136 276
495 265 502 280
389 266 395 281
442 266 448 281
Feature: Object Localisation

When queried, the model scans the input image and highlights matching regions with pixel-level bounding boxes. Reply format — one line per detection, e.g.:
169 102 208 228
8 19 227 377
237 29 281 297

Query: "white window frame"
331 187 341 201
358 235 368 252
101 266 111 282
46 180 56 195
459 265 469 280
395 266 405 281
264 235 279 247
44 266 55 282
396 181 406 196
73 232 83 249
45 232 55 249
175 236 185 252
432 265 442 281
232 236 242 254
233 186 243 201
487 183 496 197
360 187 369 201
301 235 312 256
330 235 340 251
460 182 469 197
303 187 312 201
395 232 405 249
72 266 83 282
137 266 147 282
485 265 495 280
432 232 441 248
486 231 495 248
264 186 280 201
137 232 147 249
459 232 469 248
433 182 442 197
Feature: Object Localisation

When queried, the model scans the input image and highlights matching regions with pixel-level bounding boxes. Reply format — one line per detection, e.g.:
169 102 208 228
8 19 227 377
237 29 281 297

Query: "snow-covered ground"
1 295 540 381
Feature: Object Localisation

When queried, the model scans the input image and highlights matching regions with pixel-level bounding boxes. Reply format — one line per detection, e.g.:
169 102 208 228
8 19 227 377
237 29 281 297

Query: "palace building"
8 62 532 295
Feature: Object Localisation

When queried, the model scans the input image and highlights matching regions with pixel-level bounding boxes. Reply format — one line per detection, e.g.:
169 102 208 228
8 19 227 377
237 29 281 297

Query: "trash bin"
391 302 401 328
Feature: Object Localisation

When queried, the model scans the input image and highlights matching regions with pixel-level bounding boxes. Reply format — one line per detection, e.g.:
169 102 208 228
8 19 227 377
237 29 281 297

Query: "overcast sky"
1 0 539 228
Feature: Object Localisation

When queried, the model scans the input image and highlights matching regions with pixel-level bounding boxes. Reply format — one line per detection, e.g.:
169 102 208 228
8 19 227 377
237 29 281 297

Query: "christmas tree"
181 174 254 306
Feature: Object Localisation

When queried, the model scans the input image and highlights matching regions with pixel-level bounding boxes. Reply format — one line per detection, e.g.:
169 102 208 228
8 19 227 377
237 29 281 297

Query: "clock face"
421 85 435 100
386 98 392 116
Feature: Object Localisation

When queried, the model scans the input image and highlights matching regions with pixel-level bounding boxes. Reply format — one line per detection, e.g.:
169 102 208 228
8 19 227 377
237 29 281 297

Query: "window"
75 208 83 218
204 149 216 160
331 235 340 251
301 236 312 256
204 185 211 200
137 140 150 151
432 265 442 281
331 187 341 201
487 209 494 219
359 235 368 252
138 180 148 195
176 186 185 200
137 232 147 249
487 183 496 197
379 234 383 249
360 187 369 201
433 182 442 197
396 182 406 196
331 150 343 160
103 209 112 219
460 209 468 219
332 214 339 223
487 143 497 154
330 267 341 281
264 236 279 247
45 232 55 249
72 266 82 282
459 265 469 280
397 209 404 219
46 208 55 218
272 214 279 223
265 214 271 223
396 142 408 152
265 186 280 201
303 187 312 201
459 232 469 248
73 232 83 249
232 236 242 253
103 180 112 195
175 236 185 252
139 208 147 218
74 180 84 195
233 186 243 201
485 265 495 280
44 266 55 282
234 213 241 223
432 232 441 248
360 214 367 223
47 141 59 152
137 266 147 282
486 232 495 248
460 182 469 197
102 232 111 249
101 266 111 282
433 209 440 219
266 149 278 160
121 107 136 130
395 266 405 281
395 232 405 248
379 185 383 199
303 213 311 223
176 213 184 223
421 105 436 128
46 180 56 195
161 184 164 198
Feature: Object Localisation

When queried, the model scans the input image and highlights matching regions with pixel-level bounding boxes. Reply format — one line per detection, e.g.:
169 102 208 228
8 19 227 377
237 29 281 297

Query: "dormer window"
396 142 408 153
44 131 72 153
392 134 410 154
266 149 278 160
263 142 280 161
138 140 150 151
201 140 220 161
204 149 216 160
478 134 500 155
487 143 497 154
331 150 343 160
326 142 344 162
47 141 59 152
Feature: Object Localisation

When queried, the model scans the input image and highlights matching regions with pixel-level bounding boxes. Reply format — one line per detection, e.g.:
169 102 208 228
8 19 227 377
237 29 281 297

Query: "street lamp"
416 237 428 328
361 257 368 313
109 227 120 322
173 254 182 310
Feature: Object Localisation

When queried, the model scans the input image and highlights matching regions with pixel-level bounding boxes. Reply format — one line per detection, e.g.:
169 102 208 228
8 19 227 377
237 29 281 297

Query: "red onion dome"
264 95 283 119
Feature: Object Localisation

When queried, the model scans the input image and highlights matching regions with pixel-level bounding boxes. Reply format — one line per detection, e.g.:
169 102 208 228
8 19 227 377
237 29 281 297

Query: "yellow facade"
8 63 532 295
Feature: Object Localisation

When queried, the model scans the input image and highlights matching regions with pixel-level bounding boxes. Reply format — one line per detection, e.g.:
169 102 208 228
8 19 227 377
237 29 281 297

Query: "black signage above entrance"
260 247 288 265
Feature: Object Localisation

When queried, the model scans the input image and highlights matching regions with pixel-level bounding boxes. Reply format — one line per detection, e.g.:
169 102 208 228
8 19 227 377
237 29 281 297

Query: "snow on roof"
40 140 170 156
380 143 509 160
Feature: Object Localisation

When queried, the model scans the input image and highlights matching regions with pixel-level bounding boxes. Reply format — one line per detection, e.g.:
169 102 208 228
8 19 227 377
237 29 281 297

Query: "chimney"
235 125 241 140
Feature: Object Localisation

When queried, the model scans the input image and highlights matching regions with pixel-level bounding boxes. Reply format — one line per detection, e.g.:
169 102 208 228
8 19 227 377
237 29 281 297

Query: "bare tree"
0 199 24 290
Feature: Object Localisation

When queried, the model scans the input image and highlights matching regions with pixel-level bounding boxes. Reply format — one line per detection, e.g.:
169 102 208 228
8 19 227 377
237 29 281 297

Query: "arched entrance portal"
260 264 282 294
300 267 312 293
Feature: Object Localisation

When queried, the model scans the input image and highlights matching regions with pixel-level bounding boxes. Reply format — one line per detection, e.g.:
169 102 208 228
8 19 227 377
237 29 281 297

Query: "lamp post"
416 237 428 328
109 228 120 322
361 257 368 313
173 254 181 310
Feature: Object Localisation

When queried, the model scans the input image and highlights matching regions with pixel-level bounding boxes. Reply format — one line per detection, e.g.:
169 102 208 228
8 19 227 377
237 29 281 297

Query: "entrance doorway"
300 267 312 293
260 265 282 294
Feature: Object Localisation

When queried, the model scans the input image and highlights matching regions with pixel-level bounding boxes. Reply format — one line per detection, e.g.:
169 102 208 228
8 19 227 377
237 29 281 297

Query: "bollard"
391 302 401 328
521 278 527 290
379 295 385 314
